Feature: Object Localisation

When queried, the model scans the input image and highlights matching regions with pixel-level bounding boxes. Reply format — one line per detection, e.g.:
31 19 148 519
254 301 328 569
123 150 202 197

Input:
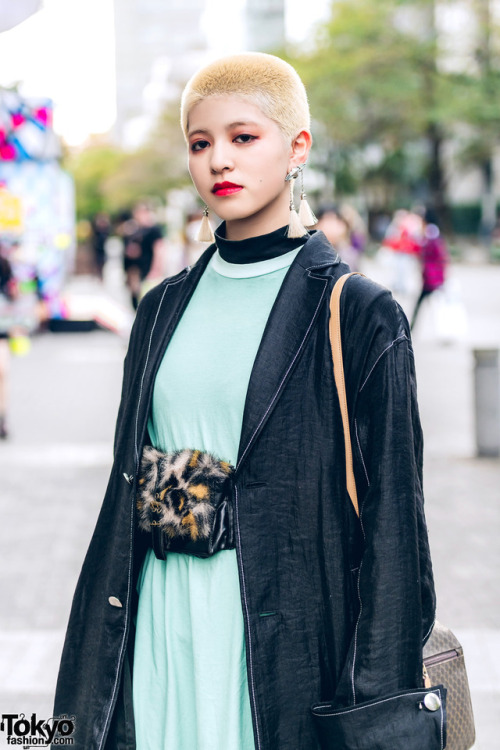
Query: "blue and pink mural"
0 89 75 329
0 90 61 162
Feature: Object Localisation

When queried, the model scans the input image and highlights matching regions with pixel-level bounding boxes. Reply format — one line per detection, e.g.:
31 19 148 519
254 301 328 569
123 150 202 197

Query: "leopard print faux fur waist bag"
136 447 235 559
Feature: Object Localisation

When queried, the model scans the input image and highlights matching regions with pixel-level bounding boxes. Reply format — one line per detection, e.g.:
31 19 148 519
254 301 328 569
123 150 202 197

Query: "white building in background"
113 0 288 150
244 0 285 51
113 0 210 149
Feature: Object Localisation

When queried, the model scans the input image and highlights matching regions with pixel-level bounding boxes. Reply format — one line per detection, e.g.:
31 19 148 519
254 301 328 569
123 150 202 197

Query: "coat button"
108 596 123 608
423 692 441 711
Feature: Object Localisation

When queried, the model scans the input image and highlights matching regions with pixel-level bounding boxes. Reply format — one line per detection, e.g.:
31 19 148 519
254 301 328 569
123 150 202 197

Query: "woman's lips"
212 182 243 196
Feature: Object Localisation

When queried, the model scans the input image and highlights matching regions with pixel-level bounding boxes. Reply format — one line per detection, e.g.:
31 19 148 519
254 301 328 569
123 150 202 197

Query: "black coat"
54 231 440 750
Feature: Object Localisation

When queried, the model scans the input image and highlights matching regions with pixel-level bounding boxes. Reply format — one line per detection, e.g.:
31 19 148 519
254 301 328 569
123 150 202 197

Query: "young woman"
54 53 443 750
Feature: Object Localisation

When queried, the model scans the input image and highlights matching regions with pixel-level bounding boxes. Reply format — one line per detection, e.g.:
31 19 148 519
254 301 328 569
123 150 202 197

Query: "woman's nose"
209 142 233 174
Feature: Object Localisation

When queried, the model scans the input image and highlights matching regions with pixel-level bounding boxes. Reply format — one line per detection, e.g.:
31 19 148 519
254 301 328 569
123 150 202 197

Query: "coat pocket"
311 686 447 750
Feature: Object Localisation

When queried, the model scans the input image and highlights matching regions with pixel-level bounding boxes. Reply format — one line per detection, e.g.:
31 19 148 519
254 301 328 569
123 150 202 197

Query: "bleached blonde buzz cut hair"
180 52 311 143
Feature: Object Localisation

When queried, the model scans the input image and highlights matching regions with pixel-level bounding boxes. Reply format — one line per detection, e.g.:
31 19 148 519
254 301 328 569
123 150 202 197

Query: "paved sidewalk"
0 258 499 748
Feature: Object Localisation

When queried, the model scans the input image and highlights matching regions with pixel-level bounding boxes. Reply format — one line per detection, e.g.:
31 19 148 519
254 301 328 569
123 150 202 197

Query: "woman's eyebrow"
187 128 211 138
226 120 261 129
188 121 261 138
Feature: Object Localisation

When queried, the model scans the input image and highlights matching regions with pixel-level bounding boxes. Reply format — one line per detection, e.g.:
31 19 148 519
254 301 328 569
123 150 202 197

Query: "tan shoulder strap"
329 272 364 518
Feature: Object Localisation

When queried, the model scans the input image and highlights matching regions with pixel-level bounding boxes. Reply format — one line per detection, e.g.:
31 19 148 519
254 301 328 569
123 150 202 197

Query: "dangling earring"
196 205 215 243
298 164 317 228
285 166 307 239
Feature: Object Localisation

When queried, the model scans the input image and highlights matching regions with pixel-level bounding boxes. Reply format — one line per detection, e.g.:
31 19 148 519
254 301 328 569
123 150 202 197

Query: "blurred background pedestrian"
411 208 449 331
380 208 423 295
90 212 111 280
122 201 165 310
316 204 364 270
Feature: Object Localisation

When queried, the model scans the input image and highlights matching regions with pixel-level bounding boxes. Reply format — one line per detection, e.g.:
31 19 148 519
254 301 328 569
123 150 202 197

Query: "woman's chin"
210 204 253 222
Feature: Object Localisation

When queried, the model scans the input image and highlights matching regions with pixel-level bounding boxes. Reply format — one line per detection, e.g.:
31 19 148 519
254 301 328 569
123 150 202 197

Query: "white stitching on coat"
315 686 444 749
236 276 328 470
351 505 366 705
101 274 187 750
133 277 185 470
423 618 436 645
359 334 407 392
354 418 370 487
99 483 135 750
234 486 262 750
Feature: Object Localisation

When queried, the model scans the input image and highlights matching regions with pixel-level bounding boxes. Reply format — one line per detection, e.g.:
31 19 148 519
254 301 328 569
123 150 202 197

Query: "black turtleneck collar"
214 222 308 264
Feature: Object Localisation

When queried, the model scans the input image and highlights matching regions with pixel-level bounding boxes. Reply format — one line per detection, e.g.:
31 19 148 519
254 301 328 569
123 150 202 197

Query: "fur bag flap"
136 447 235 558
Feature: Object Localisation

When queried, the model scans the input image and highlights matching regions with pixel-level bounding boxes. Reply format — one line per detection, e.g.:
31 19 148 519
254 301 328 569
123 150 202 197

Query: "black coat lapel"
236 232 340 471
133 246 216 466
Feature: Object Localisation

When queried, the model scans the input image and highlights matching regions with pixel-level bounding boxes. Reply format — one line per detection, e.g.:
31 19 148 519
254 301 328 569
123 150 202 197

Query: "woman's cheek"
188 163 206 198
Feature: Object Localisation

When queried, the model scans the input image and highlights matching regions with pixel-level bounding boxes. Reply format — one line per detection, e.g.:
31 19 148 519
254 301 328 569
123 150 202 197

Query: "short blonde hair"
180 52 310 143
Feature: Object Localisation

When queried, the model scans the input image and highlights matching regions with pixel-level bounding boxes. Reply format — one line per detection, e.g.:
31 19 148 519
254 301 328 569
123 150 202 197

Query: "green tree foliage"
64 142 126 219
101 102 191 214
449 0 500 232
65 101 191 220
287 0 498 219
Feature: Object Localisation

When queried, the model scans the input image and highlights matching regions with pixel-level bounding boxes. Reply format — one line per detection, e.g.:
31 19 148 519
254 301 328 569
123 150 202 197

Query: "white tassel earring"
285 166 307 239
196 206 215 243
298 165 317 228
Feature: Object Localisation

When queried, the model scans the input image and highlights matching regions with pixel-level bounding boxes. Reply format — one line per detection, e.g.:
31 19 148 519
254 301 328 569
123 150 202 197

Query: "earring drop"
285 166 308 238
298 165 317 228
196 206 215 243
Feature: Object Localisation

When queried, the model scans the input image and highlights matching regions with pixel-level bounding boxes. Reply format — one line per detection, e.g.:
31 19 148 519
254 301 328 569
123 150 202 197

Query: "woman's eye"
191 140 210 152
234 134 257 144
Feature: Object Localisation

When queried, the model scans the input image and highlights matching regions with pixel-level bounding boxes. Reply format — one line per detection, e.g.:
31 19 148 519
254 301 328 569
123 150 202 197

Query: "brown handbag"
329 272 476 750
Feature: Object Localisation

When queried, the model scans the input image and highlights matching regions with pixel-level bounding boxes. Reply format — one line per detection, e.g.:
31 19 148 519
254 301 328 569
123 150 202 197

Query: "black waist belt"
136 447 235 560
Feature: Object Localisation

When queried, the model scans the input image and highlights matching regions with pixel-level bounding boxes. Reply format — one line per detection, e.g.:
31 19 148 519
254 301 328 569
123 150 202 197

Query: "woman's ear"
289 129 312 170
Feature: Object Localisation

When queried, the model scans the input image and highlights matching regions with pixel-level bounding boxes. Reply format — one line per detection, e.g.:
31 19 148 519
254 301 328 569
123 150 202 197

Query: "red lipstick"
212 181 243 196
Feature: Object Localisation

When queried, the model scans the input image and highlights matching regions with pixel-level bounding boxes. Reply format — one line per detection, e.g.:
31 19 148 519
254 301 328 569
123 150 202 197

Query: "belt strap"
151 524 166 560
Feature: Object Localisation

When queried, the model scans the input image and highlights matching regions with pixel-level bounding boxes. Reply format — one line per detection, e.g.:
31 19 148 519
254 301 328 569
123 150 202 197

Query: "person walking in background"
340 203 368 258
381 208 422 294
316 204 361 270
123 201 165 310
90 212 111 280
411 208 449 331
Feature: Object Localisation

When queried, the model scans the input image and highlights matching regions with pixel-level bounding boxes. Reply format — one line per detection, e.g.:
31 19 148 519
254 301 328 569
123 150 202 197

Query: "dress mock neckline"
209 246 303 279
214 222 308 264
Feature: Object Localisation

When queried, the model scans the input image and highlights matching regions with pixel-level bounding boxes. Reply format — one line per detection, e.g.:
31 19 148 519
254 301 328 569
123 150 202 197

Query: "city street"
1 258 499 749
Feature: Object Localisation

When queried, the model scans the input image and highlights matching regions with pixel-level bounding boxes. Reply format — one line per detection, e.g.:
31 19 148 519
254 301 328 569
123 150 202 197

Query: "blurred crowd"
0 197 453 442
67 200 452 323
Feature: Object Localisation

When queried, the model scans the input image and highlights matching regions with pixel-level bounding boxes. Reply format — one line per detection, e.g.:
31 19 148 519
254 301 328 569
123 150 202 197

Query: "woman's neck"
214 222 307 264
224 192 290 241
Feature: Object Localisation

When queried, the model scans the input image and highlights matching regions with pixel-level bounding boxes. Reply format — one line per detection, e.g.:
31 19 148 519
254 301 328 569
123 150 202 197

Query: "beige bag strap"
329 272 364 518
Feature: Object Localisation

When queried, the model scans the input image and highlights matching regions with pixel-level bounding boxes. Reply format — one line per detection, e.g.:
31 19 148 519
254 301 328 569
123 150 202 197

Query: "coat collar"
235 231 340 471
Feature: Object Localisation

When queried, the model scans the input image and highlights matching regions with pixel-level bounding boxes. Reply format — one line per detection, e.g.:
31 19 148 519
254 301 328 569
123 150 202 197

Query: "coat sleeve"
313 293 443 750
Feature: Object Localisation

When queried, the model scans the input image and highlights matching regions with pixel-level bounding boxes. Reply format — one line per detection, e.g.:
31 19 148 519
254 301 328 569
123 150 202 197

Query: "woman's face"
187 95 309 240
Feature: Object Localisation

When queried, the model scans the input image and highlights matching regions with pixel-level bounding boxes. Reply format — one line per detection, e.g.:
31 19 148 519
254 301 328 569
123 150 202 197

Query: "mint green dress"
133 245 302 750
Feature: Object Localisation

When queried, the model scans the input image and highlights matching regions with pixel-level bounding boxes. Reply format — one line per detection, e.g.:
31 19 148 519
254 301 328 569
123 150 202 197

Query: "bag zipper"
424 647 462 668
